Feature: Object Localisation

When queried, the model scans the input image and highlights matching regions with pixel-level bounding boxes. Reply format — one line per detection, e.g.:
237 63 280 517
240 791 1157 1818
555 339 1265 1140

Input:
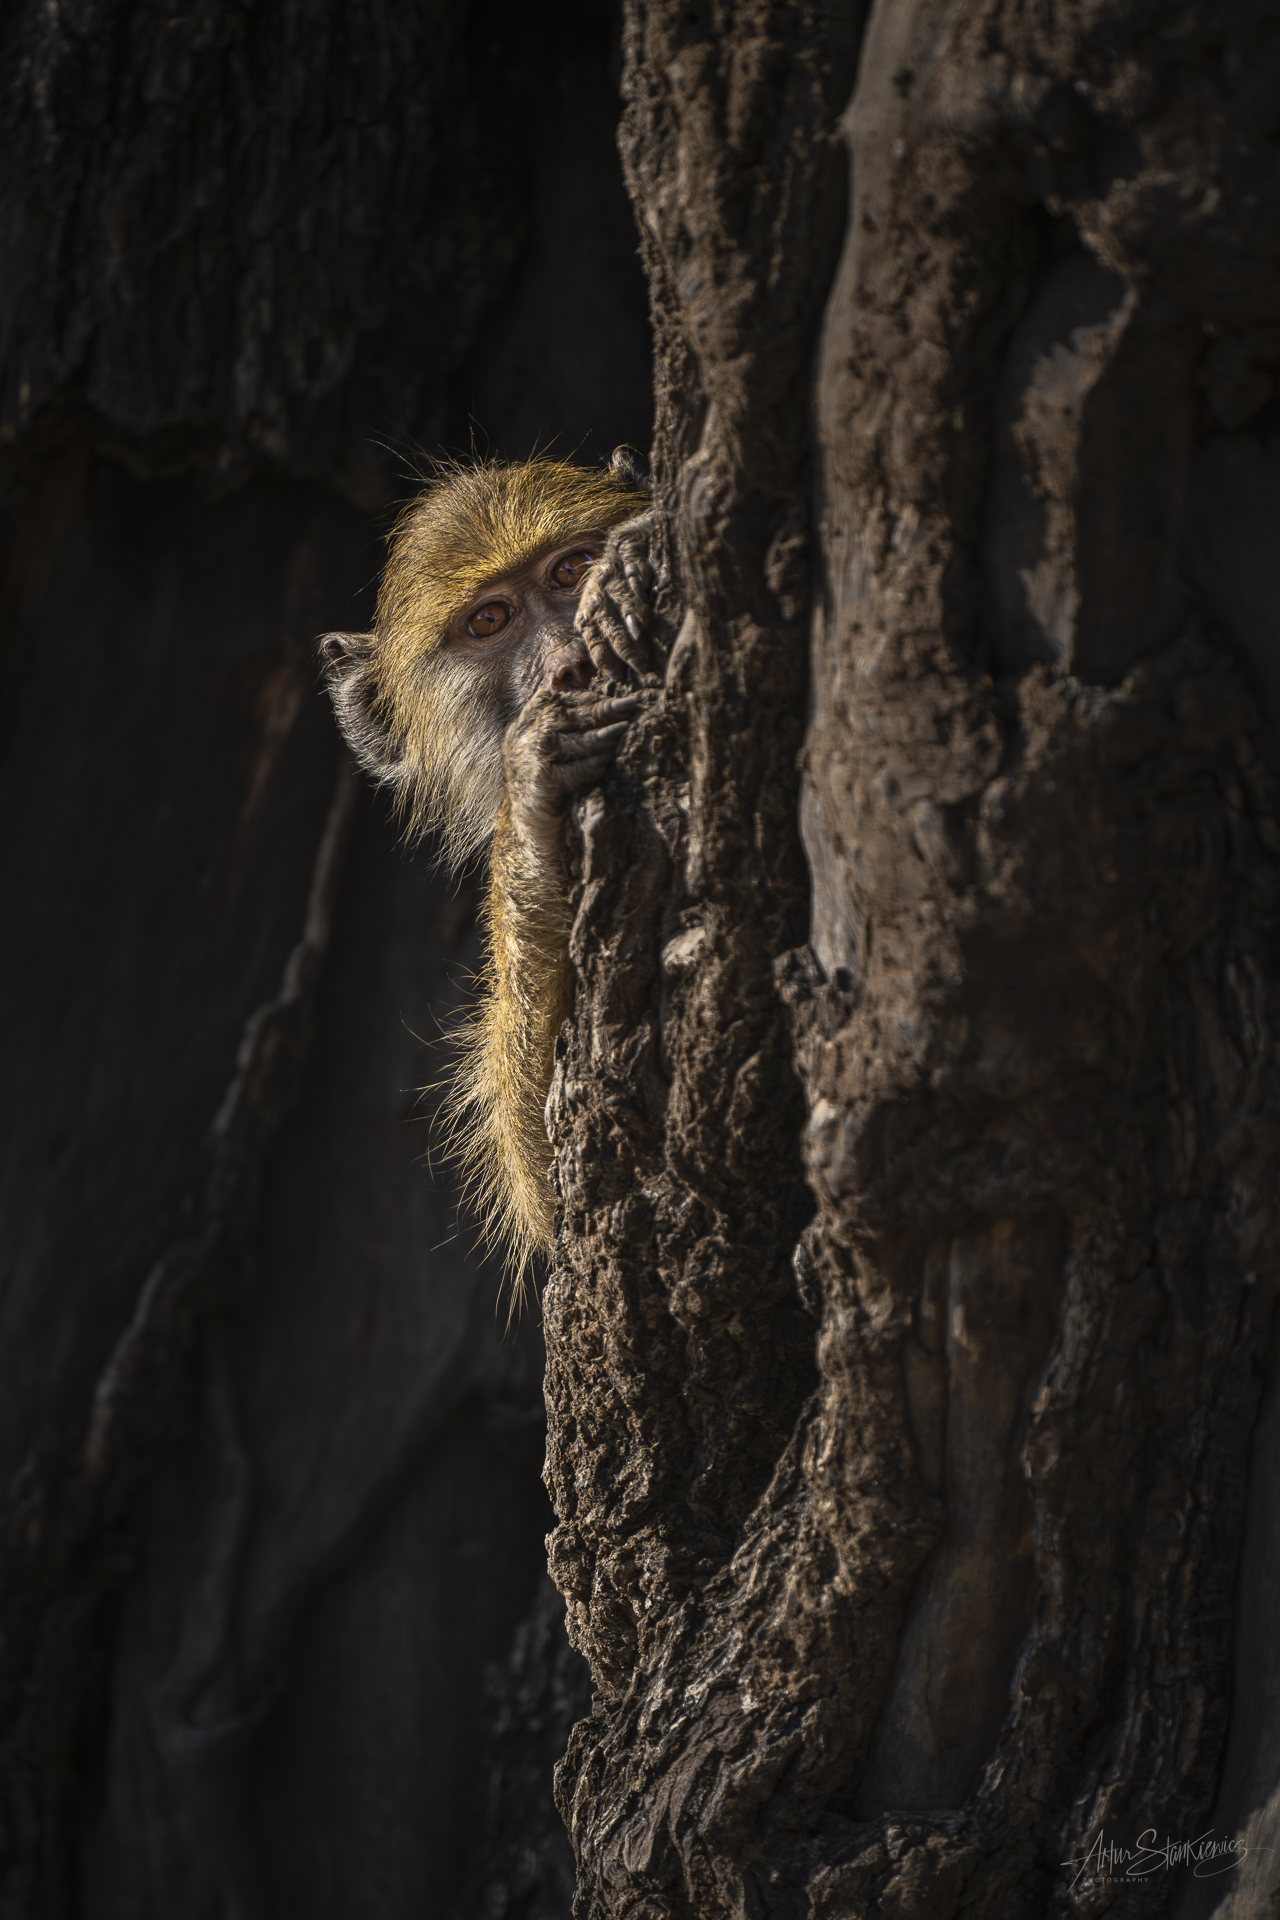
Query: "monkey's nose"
546 645 595 692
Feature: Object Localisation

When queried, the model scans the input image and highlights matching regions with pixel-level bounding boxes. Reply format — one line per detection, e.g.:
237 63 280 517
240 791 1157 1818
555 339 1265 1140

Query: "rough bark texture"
0 3 644 1915
549 3 1280 1917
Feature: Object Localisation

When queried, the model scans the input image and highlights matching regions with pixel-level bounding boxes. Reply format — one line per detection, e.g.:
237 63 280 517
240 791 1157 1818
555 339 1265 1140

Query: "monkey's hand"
575 509 659 682
504 686 644 865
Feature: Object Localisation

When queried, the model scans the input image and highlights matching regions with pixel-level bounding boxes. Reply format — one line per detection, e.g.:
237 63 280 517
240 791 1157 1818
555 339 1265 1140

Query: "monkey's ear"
318 630 406 787
320 630 373 667
608 445 652 494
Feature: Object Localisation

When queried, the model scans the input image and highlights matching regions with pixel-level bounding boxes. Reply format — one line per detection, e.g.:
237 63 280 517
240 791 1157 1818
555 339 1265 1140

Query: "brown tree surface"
3 1 1280 1918
548 3 1280 1918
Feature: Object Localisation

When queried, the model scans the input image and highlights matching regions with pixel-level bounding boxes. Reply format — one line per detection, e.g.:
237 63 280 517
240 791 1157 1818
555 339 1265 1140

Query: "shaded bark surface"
0 2 643 1915
549 3 1280 1917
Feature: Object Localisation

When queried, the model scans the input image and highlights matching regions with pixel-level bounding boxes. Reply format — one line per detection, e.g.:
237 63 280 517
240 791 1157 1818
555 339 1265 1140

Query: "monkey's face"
445 535 605 721
319 455 650 867
319 533 608 870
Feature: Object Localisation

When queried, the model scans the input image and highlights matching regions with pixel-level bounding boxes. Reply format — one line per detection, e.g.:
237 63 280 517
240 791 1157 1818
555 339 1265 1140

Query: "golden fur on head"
371 456 648 864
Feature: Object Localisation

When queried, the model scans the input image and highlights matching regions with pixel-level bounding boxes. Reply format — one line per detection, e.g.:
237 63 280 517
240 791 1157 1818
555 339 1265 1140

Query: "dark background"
0 1 650 1913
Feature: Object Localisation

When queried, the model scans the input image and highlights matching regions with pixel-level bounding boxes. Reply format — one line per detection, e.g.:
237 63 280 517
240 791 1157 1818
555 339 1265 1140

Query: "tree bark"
550 4 1280 1916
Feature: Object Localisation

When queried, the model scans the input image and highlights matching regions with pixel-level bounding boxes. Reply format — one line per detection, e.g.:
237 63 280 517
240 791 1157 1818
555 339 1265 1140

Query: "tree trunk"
550 4 1280 1917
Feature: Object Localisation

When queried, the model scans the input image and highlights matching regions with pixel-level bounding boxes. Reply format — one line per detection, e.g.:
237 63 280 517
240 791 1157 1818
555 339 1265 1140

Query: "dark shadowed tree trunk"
548 3 1280 1917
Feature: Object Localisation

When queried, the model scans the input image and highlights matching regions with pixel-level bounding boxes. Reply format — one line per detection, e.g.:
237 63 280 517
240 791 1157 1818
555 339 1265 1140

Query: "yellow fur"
366 457 647 1288
440 801 573 1283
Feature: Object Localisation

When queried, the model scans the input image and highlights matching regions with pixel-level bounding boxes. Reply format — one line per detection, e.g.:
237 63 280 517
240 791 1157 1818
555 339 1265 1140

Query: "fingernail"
624 613 643 641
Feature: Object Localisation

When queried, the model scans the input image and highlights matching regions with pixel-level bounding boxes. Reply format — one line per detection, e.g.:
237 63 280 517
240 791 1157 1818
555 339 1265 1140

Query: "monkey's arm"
445 688 641 1282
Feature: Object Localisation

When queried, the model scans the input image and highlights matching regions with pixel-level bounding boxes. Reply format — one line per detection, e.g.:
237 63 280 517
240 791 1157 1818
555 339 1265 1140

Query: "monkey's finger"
553 721 631 761
622 596 650 641
575 595 630 671
553 690 643 724
581 628 629 682
619 533 652 574
621 551 653 606
611 617 651 680
581 691 645 720
592 603 650 680
575 607 619 672
611 576 652 635
577 565 650 650
548 753 618 796
606 544 651 597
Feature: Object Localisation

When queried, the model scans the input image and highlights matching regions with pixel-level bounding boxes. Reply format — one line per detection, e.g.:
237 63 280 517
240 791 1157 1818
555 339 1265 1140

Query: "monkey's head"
321 453 649 867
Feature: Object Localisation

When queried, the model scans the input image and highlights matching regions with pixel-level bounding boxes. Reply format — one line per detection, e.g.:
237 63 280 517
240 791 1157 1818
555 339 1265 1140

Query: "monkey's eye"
550 550 594 590
467 601 510 639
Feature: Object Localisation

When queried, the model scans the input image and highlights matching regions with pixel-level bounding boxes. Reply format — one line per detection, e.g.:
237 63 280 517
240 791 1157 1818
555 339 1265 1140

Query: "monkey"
320 450 656 1288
